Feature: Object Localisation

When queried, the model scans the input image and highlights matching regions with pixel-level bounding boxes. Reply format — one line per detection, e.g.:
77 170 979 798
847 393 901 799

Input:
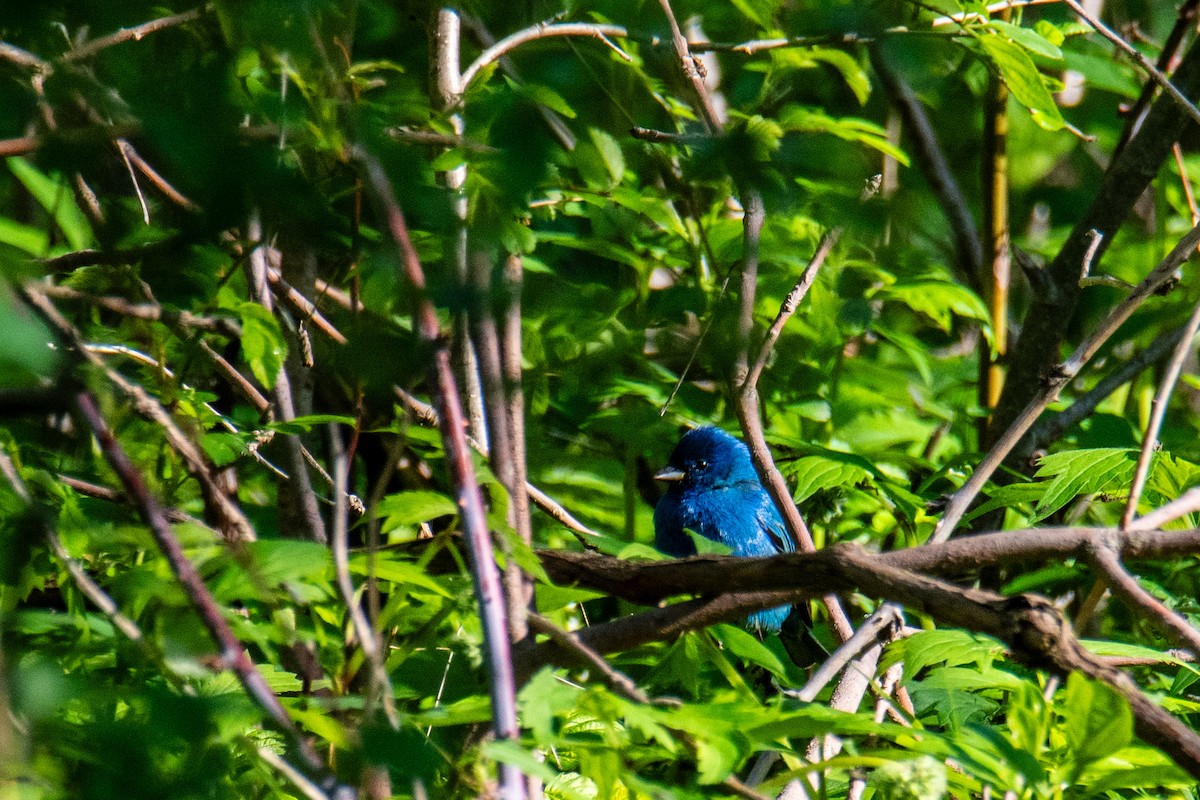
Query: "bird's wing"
758 493 794 553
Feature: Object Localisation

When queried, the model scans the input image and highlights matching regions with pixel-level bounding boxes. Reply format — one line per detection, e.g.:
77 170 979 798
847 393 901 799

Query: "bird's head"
655 426 758 492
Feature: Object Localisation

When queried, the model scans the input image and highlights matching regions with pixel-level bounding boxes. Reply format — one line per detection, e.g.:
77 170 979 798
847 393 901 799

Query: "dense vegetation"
4 1 1200 798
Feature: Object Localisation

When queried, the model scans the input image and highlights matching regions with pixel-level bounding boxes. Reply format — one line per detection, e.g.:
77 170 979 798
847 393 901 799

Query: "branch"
0 449 148 649
992 36 1200 460
1027 324 1185 452
329 425 398 727
393 386 599 540
525 543 1200 779
1121 293 1200 526
460 22 631 91
1088 537 1200 654
870 44 984 293
72 391 341 790
1062 0 1200 129
38 284 240 336
1129 487 1200 531
62 6 206 62
1113 0 1200 156
23 286 257 541
246 217 327 545
353 146 524 799
932 222 1200 541
534 526 1200 606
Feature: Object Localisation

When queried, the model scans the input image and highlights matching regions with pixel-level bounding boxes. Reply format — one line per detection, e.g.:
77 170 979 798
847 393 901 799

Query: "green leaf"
1061 673 1133 778
0 217 51 255
877 279 990 333
882 630 1005 681
685 528 733 555
374 490 457 534
7 157 94 250
587 127 625 188
505 76 577 119
201 432 246 466
987 20 1063 62
1030 448 1136 522
779 105 909 164
267 414 356 434
712 623 790 681
237 302 288 388
785 454 871 504
978 33 1064 130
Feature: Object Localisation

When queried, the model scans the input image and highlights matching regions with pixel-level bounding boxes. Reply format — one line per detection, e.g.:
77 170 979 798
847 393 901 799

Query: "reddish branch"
354 148 523 797
72 392 342 791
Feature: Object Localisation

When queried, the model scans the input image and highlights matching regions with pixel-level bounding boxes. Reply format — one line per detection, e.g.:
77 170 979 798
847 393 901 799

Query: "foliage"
2 1 1200 799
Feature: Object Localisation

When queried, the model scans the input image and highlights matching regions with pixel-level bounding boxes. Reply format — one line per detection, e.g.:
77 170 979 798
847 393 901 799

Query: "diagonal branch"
72 391 342 791
353 147 524 800
931 222 1200 541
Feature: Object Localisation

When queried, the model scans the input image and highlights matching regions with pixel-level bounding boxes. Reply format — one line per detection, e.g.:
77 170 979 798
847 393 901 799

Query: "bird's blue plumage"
653 426 793 632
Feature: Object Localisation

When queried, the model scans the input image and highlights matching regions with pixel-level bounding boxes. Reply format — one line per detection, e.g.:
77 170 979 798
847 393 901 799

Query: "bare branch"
527 614 651 704
1089 537 1200 654
1122 297 1200 527
1062 0 1200 129
461 22 631 91
63 7 205 62
39 284 241 336
393 385 599 539
932 222 1200 541
353 146 524 800
72 391 339 788
1028 324 1185 452
329 424 398 727
0 449 147 647
870 45 983 292
24 286 258 541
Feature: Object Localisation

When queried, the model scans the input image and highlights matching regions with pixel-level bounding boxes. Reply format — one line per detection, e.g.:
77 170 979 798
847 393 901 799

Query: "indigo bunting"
653 425 794 632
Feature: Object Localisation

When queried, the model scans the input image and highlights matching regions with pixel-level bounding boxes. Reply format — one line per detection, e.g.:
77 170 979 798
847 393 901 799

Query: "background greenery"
3 0 1200 798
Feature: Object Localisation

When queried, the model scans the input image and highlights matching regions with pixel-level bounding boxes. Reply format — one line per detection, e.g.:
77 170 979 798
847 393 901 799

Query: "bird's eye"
694 460 708 471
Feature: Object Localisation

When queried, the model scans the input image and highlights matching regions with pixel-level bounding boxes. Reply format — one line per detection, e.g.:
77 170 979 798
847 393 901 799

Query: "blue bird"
653 425 794 632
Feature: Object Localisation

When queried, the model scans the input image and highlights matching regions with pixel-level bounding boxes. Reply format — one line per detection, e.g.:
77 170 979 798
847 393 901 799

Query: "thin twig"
329 424 399 728
1121 295 1200 527
256 748 336 800
39 284 241 336
266 265 348 345
930 222 1200 542
1113 0 1200 156
393 386 599 539
72 391 339 789
527 614 651 704
0 41 48 71
1129 486 1200 531
870 45 984 293
23 286 258 541
461 22 631 90
1062 0 1200 129
502 253 534 558
0 450 148 647
116 138 202 212
63 6 205 62
787 604 904 703
1028 324 1186 451
247 217 327 545
354 146 524 800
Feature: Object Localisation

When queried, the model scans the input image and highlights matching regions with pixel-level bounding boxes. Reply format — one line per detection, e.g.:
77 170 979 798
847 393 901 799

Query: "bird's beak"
654 467 685 482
